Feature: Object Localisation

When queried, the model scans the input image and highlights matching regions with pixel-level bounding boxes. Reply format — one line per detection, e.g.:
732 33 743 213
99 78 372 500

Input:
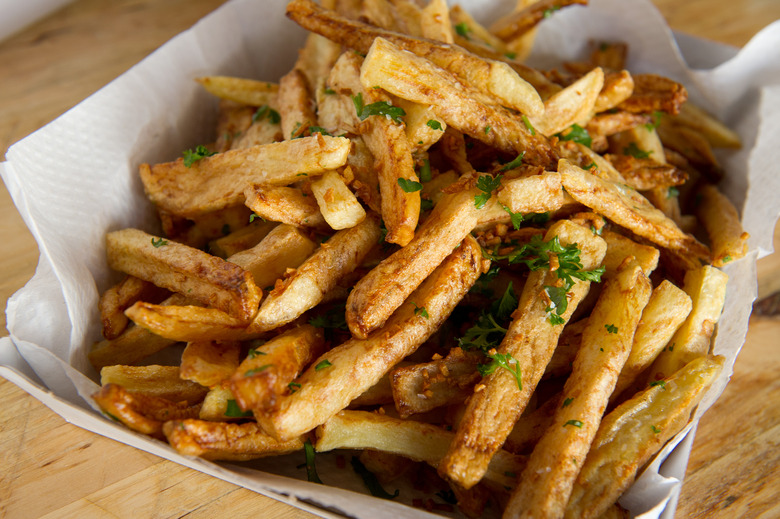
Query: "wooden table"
1 1 778 518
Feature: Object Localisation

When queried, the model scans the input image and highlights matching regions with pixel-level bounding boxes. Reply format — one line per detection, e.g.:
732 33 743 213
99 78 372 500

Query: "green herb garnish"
564 419 584 428
182 145 216 167
475 174 502 208
224 399 253 418
398 177 423 192
151 237 168 248
605 324 619 334
500 152 525 171
426 119 443 131
352 93 406 124
556 124 592 148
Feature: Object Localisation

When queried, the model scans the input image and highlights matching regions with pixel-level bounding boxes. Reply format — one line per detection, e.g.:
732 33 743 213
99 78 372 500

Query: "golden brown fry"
106 228 262 323
180 340 241 387
100 365 208 405
243 184 329 231
449 4 507 52
586 112 651 139
208 219 278 259
263 235 485 441
346 188 482 339
329 51 420 246
590 42 628 71
286 0 545 119
530 67 604 137
124 302 262 342
163 419 304 461
230 325 326 413
672 102 742 149
99 275 168 340
391 348 481 418
139 134 351 217
489 0 588 42
440 220 607 490
617 73 688 115
310 170 367 230
360 37 555 166
315 410 526 489
93 383 201 439
278 68 318 140
647 265 728 381
599 229 660 278
195 76 278 106
696 183 750 267
420 0 454 44
250 214 381 332
564 356 724 519
214 99 257 152
558 159 711 265
505 261 651 518
611 280 692 402
593 70 634 113
603 153 688 191
89 322 179 370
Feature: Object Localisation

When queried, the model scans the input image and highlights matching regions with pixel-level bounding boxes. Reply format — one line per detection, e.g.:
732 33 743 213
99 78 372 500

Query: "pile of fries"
89 0 749 517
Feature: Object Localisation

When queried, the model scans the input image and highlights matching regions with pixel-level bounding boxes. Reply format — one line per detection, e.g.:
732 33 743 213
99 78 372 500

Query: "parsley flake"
182 145 216 167
478 352 523 390
352 93 406 124
245 365 272 376
455 22 471 38
475 174 502 209
411 302 429 318
417 158 432 182
605 323 619 334
501 204 525 230
252 104 281 124
651 425 662 434
224 399 253 418
426 119 443 131
556 124 592 148
623 142 652 158
564 419 584 428
315 359 333 371
351 456 399 499
288 381 301 393
500 152 525 171
151 237 168 248
521 114 536 135
397 177 423 192
650 380 667 390
562 397 574 408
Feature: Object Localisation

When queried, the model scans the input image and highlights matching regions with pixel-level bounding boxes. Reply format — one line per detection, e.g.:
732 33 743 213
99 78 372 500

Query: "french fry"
529 67 604 137
93 383 201 439
647 265 728 381
617 73 688 115
89 322 179 370
316 410 527 488
310 170 367 230
396 98 447 152
590 42 629 71
277 68 318 140
450 4 507 53
106 228 262 323
286 0 546 119
360 37 556 167
195 76 278 106
100 365 208 405
180 340 241 388
695 183 750 267
214 99 258 152
329 51 420 246
139 134 351 217
611 280 692 402
163 419 304 461
489 0 588 42
558 159 711 265
230 325 326 413
420 0 454 44
600 229 660 278
440 220 607 489
261 235 485 441
603 153 687 190
99 275 168 340
208 219 278 259
593 70 634 113
672 102 742 149
250 214 381 332
346 188 482 339
199 386 239 421
585 112 652 139
504 260 651 518
124 302 263 342
564 355 725 519
244 184 329 231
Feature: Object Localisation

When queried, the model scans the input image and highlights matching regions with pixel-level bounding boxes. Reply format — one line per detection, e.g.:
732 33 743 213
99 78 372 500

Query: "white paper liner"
2 0 780 517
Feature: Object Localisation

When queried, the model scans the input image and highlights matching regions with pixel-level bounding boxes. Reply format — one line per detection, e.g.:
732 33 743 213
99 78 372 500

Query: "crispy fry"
124 302 262 342
139 134 351 217
278 68 318 140
106 228 261 323
163 419 304 461
695 183 750 267
599 229 660 278
593 70 634 113
262 235 485 441
489 0 588 42
230 325 326 413
208 219 278 259
558 159 711 265
99 275 168 340
603 153 688 190
672 102 742 149
286 0 545 119
530 67 604 137
250 214 381 332
440 220 607 489
360 37 555 166
195 76 278 106
214 100 257 152
315 410 526 488
89 322 179 370
93 383 201 439
504 260 651 518
100 365 208 405
617 73 688 115
647 265 728 381
565 356 724 519
244 184 328 231
180 340 241 387
310 170 367 230
420 0 454 44
590 42 628 71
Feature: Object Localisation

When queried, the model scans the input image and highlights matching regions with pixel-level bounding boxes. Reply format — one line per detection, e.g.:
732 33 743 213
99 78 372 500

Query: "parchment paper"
2 0 779 517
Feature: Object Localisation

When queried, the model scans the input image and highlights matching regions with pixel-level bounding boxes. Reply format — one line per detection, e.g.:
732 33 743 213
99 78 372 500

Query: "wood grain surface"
1 1 779 518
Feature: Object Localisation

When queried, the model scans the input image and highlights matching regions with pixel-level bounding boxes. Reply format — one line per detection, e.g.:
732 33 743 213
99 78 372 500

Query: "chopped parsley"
564 419 584 428
426 119 443 131
501 204 525 230
651 425 662 434
623 142 652 159
474 174 502 208
556 124 592 148
315 359 333 371
252 104 281 124
303 439 323 484
397 177 423 192
245 365 272 376
484 125 492 134
478 351 523 390
562 397 574 408
505 51 517 60
521 114 536 135
224 399 253 418
308 126 332 136
182 145 216 167
455 22 471 38
649 380 667 390
350 456 399 499
459 283 518 353
288 381 301 393
411 302 429 319
667 186 680 198
543 6 560 18
645 110 663 131
352 93 406 124
151 237 168 248
249 213 264 223
500 151 525 171
247 348 266 359
605 324 619 334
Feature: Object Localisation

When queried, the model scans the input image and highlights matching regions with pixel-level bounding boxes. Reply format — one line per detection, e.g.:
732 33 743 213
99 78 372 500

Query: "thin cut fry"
195 76 278 106
180 340 241 387
696 183 750 267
